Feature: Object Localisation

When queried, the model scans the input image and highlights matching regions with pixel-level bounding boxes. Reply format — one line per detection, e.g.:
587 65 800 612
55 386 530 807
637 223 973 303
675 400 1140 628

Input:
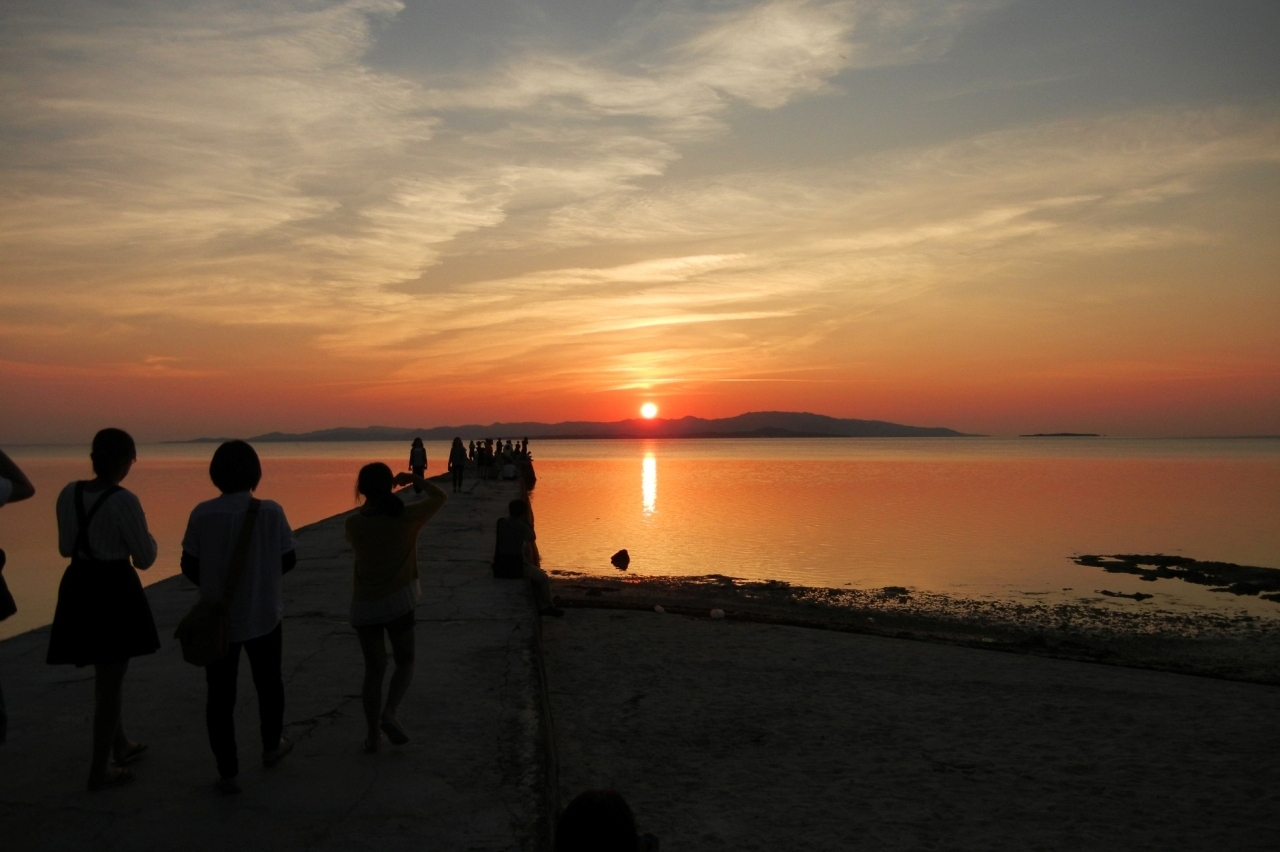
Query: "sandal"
114 742 148 766
87 767 135 792
380 718 410 746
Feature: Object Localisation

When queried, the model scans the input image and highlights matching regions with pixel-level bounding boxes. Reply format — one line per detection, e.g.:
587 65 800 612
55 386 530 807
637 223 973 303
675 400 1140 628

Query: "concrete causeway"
0 475 550 851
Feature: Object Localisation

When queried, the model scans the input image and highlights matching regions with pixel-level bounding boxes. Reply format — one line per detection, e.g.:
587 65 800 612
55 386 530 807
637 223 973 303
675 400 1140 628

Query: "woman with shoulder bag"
180 440 297 795
47 429 159 791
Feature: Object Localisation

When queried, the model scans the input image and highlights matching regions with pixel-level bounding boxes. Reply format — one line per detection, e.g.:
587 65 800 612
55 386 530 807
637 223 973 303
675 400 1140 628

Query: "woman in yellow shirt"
343 463 446 752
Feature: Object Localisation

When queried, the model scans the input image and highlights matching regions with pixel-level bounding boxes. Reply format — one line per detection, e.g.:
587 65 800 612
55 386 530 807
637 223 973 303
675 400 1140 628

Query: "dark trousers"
451 466 464 490
205 622 284 779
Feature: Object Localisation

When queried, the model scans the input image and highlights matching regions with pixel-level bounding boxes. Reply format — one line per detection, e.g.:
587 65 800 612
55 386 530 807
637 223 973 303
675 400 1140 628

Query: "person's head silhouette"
555 789 648 852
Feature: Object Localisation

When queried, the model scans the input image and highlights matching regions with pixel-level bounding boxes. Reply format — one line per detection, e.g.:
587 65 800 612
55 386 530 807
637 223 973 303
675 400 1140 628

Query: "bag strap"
221 499 261 605
73 481 123 561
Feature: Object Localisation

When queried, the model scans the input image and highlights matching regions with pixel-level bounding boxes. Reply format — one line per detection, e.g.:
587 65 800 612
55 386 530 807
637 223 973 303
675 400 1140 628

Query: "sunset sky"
2 0 1278 442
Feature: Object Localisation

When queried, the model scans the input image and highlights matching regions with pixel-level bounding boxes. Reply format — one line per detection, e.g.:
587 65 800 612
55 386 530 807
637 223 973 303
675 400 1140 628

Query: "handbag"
174 499 260 666
0 548 16 622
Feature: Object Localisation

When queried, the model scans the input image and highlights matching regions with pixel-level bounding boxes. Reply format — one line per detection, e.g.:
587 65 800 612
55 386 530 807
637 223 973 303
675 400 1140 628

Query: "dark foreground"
543 604 1280 851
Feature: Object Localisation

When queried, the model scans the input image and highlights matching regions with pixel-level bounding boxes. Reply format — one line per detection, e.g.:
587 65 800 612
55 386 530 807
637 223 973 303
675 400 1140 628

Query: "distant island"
1019 433 1102 437
177 411 978 443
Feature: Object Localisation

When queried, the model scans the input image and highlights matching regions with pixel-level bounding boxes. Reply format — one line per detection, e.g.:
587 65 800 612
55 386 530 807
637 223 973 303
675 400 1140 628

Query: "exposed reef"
1075 553 1280 602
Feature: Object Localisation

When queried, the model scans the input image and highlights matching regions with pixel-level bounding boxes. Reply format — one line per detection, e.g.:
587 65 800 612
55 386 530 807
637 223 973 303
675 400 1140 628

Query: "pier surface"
0 475 549 851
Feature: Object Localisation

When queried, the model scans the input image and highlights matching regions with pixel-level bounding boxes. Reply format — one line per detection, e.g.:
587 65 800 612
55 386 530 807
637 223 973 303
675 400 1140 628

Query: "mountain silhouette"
182 411 975 442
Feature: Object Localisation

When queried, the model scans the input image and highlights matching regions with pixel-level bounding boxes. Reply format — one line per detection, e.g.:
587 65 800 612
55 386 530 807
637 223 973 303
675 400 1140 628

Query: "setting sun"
640 403 658 419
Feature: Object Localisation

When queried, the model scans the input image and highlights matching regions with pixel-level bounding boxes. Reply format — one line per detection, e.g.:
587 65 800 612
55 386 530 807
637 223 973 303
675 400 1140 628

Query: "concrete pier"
0 475 550 851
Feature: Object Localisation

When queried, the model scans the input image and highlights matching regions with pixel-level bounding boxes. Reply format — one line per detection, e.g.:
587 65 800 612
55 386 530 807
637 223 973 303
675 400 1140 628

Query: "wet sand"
542 575 1280 850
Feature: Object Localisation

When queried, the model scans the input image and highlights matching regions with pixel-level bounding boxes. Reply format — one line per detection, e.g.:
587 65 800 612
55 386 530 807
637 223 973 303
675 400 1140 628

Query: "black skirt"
46 557 160 667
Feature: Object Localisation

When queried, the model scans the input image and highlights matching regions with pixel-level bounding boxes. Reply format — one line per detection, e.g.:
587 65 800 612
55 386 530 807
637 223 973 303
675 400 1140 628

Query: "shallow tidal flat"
550 572 1280 684
544 572 1280 850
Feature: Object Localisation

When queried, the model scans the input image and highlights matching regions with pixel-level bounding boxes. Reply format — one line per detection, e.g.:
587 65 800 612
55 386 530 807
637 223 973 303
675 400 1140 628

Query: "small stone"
710 608 725 619
610 549 631 570
653 605 665 614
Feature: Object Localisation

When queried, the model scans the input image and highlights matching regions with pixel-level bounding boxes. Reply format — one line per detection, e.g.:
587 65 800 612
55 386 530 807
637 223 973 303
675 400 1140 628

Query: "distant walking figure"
181 440 297 794
47 428 159 791
344 464 447 752
408 438 427 494
448 437 468 493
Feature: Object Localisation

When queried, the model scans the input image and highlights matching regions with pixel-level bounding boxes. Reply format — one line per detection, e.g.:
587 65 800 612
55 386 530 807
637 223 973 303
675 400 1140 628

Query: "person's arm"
394 474 447 523
117 491 158 569
272 503 298 575
0 449 35 503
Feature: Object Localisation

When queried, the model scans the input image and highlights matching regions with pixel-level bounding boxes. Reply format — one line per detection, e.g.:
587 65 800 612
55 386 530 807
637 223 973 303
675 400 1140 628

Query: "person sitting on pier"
344 463 447 752
493 499 561 617
181 440 298 794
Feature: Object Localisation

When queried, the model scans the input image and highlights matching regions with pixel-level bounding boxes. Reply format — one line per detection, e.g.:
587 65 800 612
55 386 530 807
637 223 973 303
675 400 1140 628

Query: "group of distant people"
469 437 531 482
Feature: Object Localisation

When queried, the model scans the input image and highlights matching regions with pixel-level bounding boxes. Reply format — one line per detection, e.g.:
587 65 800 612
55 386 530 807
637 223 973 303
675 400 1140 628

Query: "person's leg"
382 620 415 723
412 466 424 493
0 673 6 745
524 563 556 611
205 643 243 779
89 659 129 787
356 625 387 748
244 622 284 754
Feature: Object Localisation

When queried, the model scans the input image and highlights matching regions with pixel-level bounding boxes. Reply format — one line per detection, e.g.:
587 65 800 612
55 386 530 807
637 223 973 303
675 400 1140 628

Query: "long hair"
356 462 404 516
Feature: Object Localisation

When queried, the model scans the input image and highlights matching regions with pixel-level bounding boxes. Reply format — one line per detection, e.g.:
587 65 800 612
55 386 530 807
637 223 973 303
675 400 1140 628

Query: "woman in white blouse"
48 428 159 791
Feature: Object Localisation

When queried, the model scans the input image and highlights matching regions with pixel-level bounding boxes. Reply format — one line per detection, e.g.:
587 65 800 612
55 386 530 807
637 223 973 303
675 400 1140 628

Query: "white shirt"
0 476 12 507
182 492 296 643
56 482 158 568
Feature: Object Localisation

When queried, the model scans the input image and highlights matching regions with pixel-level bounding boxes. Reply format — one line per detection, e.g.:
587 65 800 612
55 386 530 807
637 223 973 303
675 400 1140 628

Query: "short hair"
555 790 639 852
508 498 530 518
209 440 262 493
90 428 136 478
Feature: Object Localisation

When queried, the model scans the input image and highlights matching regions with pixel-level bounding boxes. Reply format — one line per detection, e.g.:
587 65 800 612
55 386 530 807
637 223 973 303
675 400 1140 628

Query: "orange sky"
2 1 1279 442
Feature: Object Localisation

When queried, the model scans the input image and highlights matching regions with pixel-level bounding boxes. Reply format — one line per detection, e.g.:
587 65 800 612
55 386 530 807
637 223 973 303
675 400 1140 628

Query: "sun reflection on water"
642 452 657 515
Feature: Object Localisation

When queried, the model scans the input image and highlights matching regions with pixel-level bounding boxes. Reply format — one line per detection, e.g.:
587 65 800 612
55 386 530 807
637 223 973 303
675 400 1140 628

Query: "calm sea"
2 438 1278 639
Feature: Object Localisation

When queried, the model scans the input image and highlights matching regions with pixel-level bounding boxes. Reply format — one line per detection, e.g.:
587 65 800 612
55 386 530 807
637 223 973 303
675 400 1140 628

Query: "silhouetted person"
468 440 476 462
408 437 427 493
555 789 656 852
494 499 561 617
0 448 36 745
181 440 297 794
448 437 467 493
47 428 159 791
345 463 446 752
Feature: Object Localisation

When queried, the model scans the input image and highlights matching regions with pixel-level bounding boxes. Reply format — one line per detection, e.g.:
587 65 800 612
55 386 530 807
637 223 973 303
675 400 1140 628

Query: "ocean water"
2 437 1278 640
